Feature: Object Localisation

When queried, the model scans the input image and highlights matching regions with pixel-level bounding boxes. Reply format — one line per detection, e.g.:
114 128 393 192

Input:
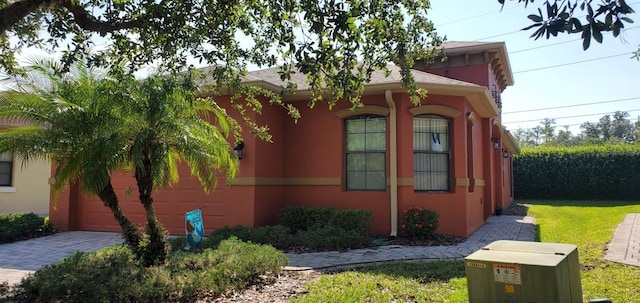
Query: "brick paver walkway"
605 213 640 266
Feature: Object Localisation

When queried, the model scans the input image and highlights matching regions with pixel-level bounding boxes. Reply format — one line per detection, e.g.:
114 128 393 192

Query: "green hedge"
513 144 640 200
0 213 56 243
279 206 372 233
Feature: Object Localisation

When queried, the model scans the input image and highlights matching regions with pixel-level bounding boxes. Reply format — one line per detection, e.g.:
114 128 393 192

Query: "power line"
502 97 640 114
475 30 523 41
503 108 640 124
435 3 521 28
513 53 632 73
510 122 584 131
511 118 640 131
510 38 582 53
509 26 640 54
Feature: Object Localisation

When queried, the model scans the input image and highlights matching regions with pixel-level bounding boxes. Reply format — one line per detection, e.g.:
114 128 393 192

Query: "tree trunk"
97 181 144 255
135 153 168 266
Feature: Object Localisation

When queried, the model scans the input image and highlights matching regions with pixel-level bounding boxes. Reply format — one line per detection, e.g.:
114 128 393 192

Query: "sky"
428 0 640 135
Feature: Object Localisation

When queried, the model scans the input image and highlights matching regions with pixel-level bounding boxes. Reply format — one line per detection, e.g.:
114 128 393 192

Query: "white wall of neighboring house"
0 158 51 215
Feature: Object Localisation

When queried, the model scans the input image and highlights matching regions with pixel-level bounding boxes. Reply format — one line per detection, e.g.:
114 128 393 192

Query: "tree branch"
59 0 141 35
0 0 53 33
0 0 142 36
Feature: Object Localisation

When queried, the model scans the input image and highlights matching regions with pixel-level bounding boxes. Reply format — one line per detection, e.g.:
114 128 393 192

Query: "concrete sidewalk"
284 215 536 270
605 213 640 266
0 215 536 286
0 231 123 286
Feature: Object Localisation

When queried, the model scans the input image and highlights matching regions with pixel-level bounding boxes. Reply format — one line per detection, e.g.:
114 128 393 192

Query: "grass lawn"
526 200 640 302
293 200 640 302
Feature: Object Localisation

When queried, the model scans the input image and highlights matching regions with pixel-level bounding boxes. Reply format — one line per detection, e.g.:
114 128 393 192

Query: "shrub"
279 206 307 232
247 225 297 249
193 207 374 252
297 226 372 251
0 281 10 301
17 245 143 303
399 207 439 240
11 238 287 303
201 225 295 250
514 145 640 200
328 209 373 234
0 213 56 243
279 206 335 232
203 225 253 248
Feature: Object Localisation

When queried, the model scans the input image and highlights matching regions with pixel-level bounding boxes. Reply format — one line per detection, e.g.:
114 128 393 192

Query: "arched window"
413 115 450 191
345 115 386 191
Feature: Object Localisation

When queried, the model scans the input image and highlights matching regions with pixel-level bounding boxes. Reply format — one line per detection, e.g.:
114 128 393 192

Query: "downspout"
385 90 398 237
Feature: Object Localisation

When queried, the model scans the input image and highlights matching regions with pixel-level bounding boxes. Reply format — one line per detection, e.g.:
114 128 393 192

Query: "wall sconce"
502 149 509 159
233 141 245 159
492 138 500 149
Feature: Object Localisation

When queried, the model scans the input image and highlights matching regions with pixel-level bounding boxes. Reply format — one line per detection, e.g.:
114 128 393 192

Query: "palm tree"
117 72 239 265
0 59 239 266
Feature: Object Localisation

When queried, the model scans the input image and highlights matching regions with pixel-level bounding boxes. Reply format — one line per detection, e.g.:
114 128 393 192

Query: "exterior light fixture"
233 141 245 159
492 138 500 149
502 149 509 159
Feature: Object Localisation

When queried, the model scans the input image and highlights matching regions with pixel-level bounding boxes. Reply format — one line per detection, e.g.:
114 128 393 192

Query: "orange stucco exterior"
49 41 519 238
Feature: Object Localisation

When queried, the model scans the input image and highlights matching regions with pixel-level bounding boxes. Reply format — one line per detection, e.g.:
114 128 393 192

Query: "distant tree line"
511 111 640 147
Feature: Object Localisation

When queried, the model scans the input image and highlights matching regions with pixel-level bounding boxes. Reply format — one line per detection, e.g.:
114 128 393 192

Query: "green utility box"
465 240 582 303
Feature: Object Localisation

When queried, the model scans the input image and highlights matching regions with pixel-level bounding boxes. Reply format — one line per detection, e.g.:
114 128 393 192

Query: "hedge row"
279 206 372 234
513 144 640 200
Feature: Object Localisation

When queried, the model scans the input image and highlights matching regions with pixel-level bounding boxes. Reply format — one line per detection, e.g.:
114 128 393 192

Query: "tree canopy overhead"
502 0 636 51
0 0 443 108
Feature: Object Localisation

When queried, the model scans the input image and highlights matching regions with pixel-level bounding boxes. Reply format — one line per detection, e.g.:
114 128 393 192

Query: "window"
345 115 386 191
0 152 12 186
414 115 450 191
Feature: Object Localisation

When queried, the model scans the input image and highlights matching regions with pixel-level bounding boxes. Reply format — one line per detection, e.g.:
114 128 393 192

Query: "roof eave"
281 81 499 118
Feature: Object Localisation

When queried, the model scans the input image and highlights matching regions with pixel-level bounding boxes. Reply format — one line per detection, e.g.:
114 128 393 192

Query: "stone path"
0 232 123 286
605 213 640 266
284 215 536 270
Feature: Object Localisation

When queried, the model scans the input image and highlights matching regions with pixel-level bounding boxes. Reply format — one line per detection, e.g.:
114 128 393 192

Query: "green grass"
524 200 640 302
294 200 640 302
291 261 468 303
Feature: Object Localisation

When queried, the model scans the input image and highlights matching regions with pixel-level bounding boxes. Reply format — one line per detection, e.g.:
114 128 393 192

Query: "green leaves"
1 0 442 112
512 0 636 50
514 145 640 200
527 14 543 23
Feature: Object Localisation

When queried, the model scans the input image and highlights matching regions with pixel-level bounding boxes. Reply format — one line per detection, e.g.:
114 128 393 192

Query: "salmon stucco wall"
249 94 285 226
427 64 491 89
0 159 51 215
281 95 393 235
69 170 258 235
395 93 475 237
280 92 492 237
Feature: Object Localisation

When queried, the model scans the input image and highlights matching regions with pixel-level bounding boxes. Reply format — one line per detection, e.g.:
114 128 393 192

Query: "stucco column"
384 90 398 237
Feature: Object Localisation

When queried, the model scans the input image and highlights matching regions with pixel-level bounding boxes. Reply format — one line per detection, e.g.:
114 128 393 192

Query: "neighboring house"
50 41 519 238
0 120 51 215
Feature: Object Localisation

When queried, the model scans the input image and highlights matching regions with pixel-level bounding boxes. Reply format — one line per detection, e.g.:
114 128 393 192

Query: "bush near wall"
199 207 374 251
513 144 640 200
279 206 372 234
0 213 56 243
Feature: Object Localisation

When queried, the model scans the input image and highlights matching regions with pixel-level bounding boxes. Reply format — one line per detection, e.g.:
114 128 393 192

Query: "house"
49 41 519 238
0 119 51 215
